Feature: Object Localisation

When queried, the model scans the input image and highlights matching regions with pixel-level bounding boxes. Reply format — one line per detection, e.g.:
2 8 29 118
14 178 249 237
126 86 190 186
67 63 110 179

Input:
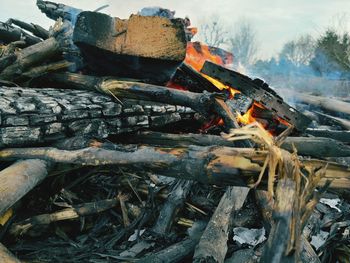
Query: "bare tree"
279 35 316 66
227 19 259 67
197 15 228 48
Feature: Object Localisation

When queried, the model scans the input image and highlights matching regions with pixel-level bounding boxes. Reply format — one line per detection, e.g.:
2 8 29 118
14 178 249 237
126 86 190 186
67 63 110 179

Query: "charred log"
0 22 41 47
0 87 193 148
0 243 21 263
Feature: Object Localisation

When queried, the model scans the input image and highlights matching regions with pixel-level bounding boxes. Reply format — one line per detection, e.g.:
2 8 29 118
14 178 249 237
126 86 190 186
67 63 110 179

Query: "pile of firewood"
0 1 350 262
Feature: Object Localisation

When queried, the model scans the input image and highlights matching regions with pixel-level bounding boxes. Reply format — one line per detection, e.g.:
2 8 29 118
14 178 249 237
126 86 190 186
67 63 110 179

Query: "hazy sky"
1 0 349 59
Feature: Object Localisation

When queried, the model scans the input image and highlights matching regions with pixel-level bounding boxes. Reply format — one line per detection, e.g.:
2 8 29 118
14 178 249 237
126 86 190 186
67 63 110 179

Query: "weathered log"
0 22 41 47
0 86 193 148
139 221 206 263
9 198 119 236
201 61 312 131
45 73 238 130
0 146 348 188
152 180 194 236
6 19 49 40
305 128 350 143
0 243 21 263
124 131 350 158
314 111 350 130
72 11 187 84
193 186 250 263
0 159 50 216
286 92 350 117
0 37 60 81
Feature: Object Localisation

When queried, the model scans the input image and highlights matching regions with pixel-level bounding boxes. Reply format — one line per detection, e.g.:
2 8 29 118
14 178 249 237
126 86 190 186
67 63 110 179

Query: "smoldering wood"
193 186 250 263
0 243 21 263
0 37 60 81
0 86 193 148
126 131 350 158
72 11 187 84
305 128 350 143
0 22 41 47
9 198 119 236
0 146 348 189
152 180 194 236
6 19 49 40
45 73 238 130
201 61 312 131
0 159 50 216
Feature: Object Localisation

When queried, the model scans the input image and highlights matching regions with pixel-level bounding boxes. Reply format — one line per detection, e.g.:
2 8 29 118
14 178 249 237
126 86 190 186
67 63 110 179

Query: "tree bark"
6 19 49 40
0 22 41 46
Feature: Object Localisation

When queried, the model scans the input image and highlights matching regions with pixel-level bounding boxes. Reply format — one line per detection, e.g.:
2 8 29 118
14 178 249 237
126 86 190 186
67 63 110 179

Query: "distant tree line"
197 15 350 80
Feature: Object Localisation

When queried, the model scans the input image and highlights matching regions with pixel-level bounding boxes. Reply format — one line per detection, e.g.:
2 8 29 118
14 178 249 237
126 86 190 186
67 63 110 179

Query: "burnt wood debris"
0 1 349 262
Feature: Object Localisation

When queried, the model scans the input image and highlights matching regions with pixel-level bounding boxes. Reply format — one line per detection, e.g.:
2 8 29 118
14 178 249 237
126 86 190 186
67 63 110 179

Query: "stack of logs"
0 1 350 262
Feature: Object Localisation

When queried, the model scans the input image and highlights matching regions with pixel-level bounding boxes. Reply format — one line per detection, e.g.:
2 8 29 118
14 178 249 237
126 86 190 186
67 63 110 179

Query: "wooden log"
72 11 187 84
193 186 250 263
6 19 49 40
201 61 312 131
0 243 21 263
305 128 350 143
0 86 193 148
45 72 238 130
0 159 50 216
124 131 350 158
9 198 119 236
0 22 41 47
0 37 60 81
0 146 348 189
152 180 194 236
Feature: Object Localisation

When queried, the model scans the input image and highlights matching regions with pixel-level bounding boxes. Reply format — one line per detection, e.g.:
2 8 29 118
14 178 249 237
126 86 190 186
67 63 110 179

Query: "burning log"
193 186 250 262
72 11 187 84
0 243 21 263
44 73 238 130
0 159 50 216
0 87 193 148
201 61 312 131
6 19 49 40
0 145 348 189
